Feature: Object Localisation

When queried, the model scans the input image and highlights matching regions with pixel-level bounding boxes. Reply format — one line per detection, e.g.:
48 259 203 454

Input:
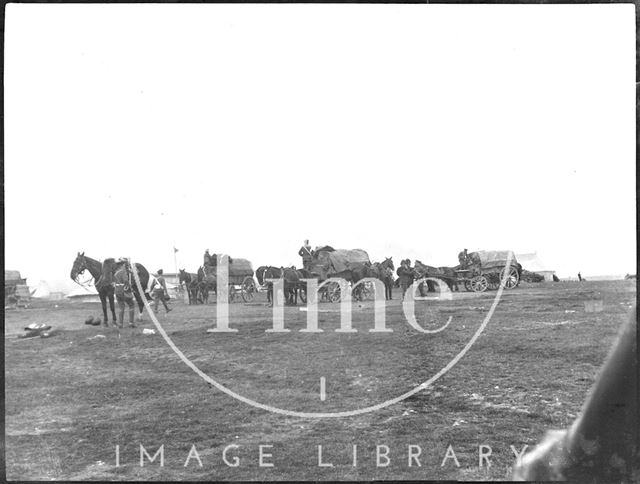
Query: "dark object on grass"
521 270 545 283
552 274 560 282
20 323 52 338
85 316 95 325
92 317 102 326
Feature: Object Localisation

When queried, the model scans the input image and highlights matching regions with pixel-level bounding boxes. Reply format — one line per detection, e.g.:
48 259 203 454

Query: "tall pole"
173 244 179 294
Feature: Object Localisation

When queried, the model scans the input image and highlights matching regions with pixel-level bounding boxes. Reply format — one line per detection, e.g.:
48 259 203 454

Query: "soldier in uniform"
397 259 414 299
458 248 469 269
150 269 172 314
204 249 212 266
298 240 314 271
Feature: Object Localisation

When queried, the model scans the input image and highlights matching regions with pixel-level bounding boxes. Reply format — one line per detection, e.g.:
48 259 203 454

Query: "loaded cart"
456 250 522 293
202 258 256 302
306 246 372 302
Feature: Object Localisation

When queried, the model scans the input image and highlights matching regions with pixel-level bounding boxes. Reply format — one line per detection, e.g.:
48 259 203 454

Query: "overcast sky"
5 4 636 288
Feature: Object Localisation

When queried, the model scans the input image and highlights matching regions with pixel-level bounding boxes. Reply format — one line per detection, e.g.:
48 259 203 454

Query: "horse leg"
134 291 144 321
116 296 125 328
109 293 117 323
128 298 136 326
100 293 109 326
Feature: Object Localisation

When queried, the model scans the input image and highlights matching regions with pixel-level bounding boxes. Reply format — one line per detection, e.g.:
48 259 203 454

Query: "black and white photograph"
3 3 637 481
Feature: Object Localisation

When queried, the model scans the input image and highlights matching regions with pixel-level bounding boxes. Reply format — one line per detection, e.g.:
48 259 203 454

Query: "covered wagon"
457 250 522 292
202 257 256 302
307 246 371 302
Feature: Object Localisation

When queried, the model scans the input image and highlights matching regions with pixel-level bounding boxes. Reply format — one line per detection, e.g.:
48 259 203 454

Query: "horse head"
255 266 266 285
384 257 394 271
178 269 189 284
70 251 87 282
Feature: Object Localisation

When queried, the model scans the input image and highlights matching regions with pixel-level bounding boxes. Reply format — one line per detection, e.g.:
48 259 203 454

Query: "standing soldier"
458 248 469 269
204 249 212 266
115 258 136 328
298 239 314 271
397 259 414 299
150 269 172 314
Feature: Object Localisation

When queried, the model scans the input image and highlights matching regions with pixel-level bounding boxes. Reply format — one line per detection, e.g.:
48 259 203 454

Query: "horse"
371 257 395 300
197 265 217 304
70 252 151 326
179 269 200 305
71 252 115 325
256 266 299 305
414 260 459 292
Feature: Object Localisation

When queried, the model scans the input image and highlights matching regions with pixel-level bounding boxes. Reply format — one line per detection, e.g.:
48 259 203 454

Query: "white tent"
516 252 556 281
30 280 51 299
66 284 101 303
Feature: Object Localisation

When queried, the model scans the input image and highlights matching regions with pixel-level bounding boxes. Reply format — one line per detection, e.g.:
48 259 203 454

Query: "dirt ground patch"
4 280 636 480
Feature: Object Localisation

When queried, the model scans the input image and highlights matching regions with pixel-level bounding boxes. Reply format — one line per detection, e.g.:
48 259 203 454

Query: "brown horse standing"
197 266 217 304
179 269 201 304
70 252 151 326
256 266 299 305
70 252 116 325
371 257 395 300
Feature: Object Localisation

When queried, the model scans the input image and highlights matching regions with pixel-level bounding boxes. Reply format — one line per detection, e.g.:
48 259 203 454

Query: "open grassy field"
4 280 636 481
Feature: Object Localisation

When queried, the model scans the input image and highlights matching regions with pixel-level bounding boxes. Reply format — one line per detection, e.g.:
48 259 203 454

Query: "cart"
202 257 256 303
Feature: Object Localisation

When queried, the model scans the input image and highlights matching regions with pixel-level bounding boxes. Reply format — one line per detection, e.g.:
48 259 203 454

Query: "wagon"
305 247 372 302
456 250 522 293
202 257 256 303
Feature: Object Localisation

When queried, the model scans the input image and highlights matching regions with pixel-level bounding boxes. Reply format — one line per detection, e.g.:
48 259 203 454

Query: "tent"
66 284 101 303
31 280 51 299
516 252 556 281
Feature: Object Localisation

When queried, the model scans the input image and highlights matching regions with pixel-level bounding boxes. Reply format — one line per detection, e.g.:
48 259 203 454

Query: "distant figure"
578 272 582 282
204 249 212 266
397 259 414 299
298 239 314 271
150 269 172 314
458 248 469 269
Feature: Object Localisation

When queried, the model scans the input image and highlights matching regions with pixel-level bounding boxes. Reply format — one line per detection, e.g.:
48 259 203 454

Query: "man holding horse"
114 258 136 328
397 259 414 299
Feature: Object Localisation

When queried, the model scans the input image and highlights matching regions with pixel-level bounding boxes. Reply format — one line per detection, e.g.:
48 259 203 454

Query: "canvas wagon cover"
204 258 253 277
312 248 370 277
470 250 520 269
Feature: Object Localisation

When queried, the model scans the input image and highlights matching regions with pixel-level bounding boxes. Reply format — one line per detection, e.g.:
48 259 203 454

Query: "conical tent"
31 281 51 298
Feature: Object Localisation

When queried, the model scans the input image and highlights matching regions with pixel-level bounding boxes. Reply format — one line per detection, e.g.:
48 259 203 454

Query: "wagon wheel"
471 275 488 293
321 284 332 302
241 277 255 302
299 284 307 303
360 281 374 301
228 285 236 303
328 282 341 302
500 266 520 289
464 280 473 291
